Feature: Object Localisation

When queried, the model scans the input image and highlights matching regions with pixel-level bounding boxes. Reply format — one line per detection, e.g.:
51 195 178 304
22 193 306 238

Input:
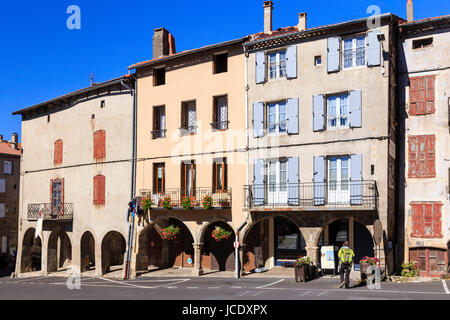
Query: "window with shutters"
54 139 63 165
409 248 447 276
408 135 435 178
411 202 443 238
93 175 106 205
266 101 287 134
212 95 228 130
181 161 196 197
213 158 227 193
153 163 165 194
327 94 349 129
342 36 366 69
94 130 106 160
268 50 287 80
3 161 12 175
180 101 197 136
152 106 166 139
409 76 435 115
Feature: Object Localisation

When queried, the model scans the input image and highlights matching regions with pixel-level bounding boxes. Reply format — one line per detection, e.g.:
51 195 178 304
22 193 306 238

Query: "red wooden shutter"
93 175 105 205
411 203 423 237
418 136 427 177
409 76 435 116
426 135 436 178
432 202 443 238
408 136 418 178
425 76 435 114
416 77 426 115
94 130 106 160
409 249 418 263
423 203 433 238
54 140 63 165
409 77 418 115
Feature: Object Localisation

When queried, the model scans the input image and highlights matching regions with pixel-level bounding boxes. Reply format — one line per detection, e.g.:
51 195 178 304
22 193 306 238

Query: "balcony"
140 188 232 209
243 181 378 211
27 203 74 221
211 121 229 131
151 129 167 139
179 126 197 136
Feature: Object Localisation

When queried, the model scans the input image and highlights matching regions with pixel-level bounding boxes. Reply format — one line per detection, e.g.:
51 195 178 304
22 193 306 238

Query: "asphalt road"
0 275 449 300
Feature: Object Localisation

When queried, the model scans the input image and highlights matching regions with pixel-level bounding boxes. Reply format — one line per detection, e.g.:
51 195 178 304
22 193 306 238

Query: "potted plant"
161 225 180 240
401 261 419 277
160 196 172 210
211 226 232 242
295 256 313 283
142 197 153 211
181 196 193 210
360 256 379 281
218 198 230 207
202 195 213 210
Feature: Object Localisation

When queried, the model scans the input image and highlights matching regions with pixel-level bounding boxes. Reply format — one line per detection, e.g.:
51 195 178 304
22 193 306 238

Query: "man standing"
338 241 355 289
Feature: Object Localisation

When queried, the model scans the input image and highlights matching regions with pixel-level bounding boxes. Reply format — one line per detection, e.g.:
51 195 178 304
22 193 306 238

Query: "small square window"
153 68 166 86
412 38 433 49
213 53 228 74
314 55 322 66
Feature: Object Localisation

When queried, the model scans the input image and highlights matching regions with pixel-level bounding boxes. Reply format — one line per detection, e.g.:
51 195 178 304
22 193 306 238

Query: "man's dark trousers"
340 263 351 288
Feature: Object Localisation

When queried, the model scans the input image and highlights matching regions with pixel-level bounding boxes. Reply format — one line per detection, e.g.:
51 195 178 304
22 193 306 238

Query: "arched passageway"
101 231 126 275
21 228 42 273
47 228 72 272
242 216 306 272
201 221 235 271
80 232 95 272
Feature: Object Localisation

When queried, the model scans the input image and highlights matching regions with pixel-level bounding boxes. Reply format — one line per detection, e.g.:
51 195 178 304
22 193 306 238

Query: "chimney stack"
298 12 307 31
407 0 414 22
0 134 3 141
11 133 18 149
153 28 176 59
264 1 273 33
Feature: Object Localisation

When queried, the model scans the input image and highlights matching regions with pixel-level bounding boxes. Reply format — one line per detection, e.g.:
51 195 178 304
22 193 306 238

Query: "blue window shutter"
253 102 264 138
349 90 362 128
286 45 297 79
253 159 265 206
287 98 299 135
327 37 340 73
367 30 381 67
313 156 325 206
255 51 266 84
350 154 363 205
288 157 299 205
313 95 325 132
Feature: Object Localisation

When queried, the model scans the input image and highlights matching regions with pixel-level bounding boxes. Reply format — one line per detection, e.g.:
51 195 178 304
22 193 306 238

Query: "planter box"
295 264 314 283
360 262 371 280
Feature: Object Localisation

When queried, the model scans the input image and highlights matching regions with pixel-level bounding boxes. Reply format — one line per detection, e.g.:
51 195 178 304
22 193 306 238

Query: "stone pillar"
95 241 102 277
41 230 50 275
239 244 246 276
305 246 320 266
324 224 329 245
192 243 204 276
71 239 81 273
267 217 275 268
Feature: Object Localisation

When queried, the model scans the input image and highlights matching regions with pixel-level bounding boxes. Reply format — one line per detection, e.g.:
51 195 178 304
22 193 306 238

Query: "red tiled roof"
398 14 450 26
0 141 21 156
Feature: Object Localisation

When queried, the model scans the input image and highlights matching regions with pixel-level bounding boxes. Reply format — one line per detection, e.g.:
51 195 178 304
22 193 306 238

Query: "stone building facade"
0 134 21 268
397 15 450 276
13 75 135 276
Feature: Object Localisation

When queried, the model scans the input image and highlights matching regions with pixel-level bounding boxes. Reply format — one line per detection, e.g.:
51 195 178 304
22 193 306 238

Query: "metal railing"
211 121 229 130
140 187 232 208
179 126 197 136
243 181 377 209
151 129 167 139
27 203 74 221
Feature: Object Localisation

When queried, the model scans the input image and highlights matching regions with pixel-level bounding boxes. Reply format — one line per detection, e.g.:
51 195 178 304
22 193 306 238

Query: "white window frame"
342 36 367 70
267 101 287 135
267 159 288 204
327 156 350 204
268 50 287 80
3 161 12 175
327 94 350 130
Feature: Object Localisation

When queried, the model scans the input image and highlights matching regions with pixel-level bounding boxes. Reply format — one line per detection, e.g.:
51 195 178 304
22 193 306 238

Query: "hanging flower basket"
211 226 232 242
181 196 194 210
160 196 172 209
162 225 180 240
202 195 213 210
142 197 153 211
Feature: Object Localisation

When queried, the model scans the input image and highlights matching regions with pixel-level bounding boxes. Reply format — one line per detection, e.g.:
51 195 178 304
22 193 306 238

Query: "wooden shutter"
313 156 325 205
409 76 435 116
94 130 106 160
349 90 362 128
287 98 299 135
426 135 436 178
350 154 363 205
223 158 228 190
432 202 443 238
367 30 381 67
287 157 299 205
327 37 340 73
255 51 266 84
93 175 105 205
425 76 435 114
286 45 297 79
313 95 325 132
253 159 265 206
212 162 217 193
408 136 418 178
411 203 423 237
423 203 433 237
54 140 63 165
253 102 264 138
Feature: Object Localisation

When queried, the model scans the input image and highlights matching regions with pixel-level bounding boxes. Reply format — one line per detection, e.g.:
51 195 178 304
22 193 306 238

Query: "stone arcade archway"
101 231 126 275
21 228 42 273
200 221 235 272
80 231 95 272
47 227 72 272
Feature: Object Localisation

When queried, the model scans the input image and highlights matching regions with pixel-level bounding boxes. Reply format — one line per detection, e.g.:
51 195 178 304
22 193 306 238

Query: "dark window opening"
212 95 228 130
153 68 166 86
100 100 105 108
153 163 165 194
213 53 228 74
412 38 433 49
152 106 166 139
213 158 227 193
314 55 322 66
47 115 50 123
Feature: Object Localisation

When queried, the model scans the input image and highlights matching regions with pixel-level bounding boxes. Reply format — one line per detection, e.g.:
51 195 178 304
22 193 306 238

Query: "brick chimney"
264 1 273 33
407 0 414 22
11 133 18 149
298 12 307 31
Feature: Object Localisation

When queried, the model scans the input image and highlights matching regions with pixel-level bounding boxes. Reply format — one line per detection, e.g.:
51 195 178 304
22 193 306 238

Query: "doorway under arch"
80 231 95 272
101 231 126 275
47 228 72 272
21 228 42 273
201 221 235 271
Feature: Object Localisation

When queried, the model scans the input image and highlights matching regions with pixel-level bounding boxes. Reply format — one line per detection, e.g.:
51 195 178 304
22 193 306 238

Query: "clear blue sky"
0 0 448 142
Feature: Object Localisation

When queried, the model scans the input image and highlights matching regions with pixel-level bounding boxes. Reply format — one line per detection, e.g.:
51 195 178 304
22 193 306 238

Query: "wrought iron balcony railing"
151 129 167 139
211 121 229 130
140 187 232 209
179 126 197 136
243 181 378 210
27 203 74 221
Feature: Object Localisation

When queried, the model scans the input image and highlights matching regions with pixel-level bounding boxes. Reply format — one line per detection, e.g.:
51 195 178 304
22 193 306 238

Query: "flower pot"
360 262 374 281
295 264 311 283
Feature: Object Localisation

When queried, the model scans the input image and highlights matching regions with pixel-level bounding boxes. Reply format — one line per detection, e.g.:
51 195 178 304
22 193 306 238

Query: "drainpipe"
235 220 247 279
